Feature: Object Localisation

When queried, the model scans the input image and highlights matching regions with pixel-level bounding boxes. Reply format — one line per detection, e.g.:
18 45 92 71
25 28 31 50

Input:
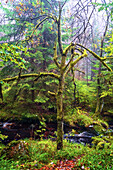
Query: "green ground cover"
0 138 113 170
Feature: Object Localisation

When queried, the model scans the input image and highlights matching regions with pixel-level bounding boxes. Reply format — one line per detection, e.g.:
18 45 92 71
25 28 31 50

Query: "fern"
0 132 8 141
34 95 49 103
92 135 113 149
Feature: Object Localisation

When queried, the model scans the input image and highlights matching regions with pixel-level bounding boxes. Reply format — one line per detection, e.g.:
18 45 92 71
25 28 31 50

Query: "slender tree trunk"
86 58 88 85
91 57 96 81
31 58 35 102
57 75 64 150
13 68 22 102
95 15 109 114
0 83 3 101
95 62 102 114
31 81 35 102
95 63 104 114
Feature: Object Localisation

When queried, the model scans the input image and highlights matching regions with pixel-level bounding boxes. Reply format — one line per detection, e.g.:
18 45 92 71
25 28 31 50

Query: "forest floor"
0 102 113 169
0 138 113 170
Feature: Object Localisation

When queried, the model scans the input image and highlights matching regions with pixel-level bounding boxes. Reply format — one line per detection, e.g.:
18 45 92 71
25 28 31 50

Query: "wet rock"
63 134 79 143
3 122 15 129
63 131 96 145
78 131 95 137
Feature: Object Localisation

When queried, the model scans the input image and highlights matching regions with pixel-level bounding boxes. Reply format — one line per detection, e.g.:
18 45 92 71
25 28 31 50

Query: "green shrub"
1 140 31 160
92 134 113 150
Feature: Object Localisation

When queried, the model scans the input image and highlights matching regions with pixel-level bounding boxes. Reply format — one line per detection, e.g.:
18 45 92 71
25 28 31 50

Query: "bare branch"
63 42 75 55
30 16 51 38
64 52 79 72
64 50 87 77
61 0 68 9
100 15 110 59
72 6 95 42
1 73 60 83
76 43 112 72
16 14 57 45
34 72 60 81
71 50 87 67
48 91 56 96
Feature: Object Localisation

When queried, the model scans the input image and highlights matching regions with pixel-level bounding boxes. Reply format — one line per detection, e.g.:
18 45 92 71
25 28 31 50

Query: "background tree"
92 0 113 114
0 0 58 103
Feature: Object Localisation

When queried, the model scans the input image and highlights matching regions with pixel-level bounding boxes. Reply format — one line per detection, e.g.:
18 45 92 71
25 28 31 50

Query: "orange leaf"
98 161 102 165
16 6 20 11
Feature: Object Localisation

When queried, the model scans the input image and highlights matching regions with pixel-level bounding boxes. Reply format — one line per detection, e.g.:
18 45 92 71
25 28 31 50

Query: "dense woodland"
0 0 113 169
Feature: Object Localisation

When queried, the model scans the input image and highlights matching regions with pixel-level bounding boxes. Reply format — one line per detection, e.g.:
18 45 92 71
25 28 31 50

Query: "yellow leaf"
98 161 102 165
94 44 97 48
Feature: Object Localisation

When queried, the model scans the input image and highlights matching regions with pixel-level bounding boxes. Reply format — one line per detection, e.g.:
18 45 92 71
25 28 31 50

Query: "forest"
0 0 113 169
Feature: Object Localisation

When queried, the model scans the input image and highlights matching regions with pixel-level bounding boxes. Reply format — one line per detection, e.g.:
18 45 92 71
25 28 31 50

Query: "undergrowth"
0 138 113 169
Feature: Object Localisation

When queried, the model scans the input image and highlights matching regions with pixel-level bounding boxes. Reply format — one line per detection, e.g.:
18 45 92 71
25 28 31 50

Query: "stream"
0 121 113 145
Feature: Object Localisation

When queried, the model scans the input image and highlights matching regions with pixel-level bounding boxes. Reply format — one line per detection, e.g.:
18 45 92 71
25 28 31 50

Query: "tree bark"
95 15 109 114
56 53 65 149
0 83 3 101
95 63 101 114
56 77 64 150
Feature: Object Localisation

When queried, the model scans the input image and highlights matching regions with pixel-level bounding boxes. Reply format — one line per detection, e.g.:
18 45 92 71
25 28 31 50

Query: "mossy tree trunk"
56 76 64 150
56 3 64 150
95 64 101 114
